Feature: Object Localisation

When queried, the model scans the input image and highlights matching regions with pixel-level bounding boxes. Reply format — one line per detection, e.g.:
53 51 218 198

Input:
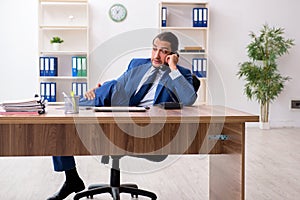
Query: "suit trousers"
52 156 76 172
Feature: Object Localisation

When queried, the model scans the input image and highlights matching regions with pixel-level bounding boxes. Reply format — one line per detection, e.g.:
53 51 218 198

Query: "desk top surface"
0 105 259 124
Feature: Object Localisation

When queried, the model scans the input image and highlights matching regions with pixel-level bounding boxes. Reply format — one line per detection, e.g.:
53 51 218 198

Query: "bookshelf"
38 0 89 103
159 2 209 105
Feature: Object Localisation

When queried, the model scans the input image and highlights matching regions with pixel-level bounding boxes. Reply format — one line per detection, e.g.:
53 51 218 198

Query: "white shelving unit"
159 2 209 105
38 0 89 103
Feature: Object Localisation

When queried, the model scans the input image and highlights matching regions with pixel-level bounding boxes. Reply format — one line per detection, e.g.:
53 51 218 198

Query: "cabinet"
38 0 89 103
159 2 209 105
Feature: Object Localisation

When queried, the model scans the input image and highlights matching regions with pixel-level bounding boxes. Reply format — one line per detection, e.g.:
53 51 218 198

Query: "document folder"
162 7 167 27
40 57 45 76
203 8 208 27
81 57 87 77
49 57 58 76
72 56 77 77
50 82 56 102
193 8 198 27
77 57 82 76
201 58 207 77
44 57 50 76
198 8 203 27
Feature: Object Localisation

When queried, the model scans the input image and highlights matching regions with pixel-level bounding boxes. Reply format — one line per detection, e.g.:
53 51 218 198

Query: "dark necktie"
129 68 159 106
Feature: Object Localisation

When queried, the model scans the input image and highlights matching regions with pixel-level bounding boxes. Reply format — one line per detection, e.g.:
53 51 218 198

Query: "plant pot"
260 101 270 129
259 122 270 129
52 43 61 51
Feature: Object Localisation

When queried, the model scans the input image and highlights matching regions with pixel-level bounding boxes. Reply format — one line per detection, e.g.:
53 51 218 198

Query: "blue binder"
202 8 208 27
198 58 203 77
198 8 203 27
40 82 45 101
44 57 50 76
72 82 77 95
193 8 208 27
40 82 51 102
50 82 56 102
192 58 197 75
72 82 88 98
72 56 77 77
82 82 87 97
162 7 167 27
40 57 45 76
201 58 207 77
45 82 51 102
192 58 202 77
193 8 198 27
49 57 58 76
192 58 208 78
78 82 83 97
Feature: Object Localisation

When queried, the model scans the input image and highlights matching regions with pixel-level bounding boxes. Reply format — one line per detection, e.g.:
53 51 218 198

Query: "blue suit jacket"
82 58 197 107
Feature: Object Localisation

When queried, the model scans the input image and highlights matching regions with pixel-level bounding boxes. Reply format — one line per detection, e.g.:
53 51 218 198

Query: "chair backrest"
192 74 201 92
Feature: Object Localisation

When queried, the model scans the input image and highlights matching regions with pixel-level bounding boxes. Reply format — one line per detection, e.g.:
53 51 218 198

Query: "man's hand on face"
165 53 179 70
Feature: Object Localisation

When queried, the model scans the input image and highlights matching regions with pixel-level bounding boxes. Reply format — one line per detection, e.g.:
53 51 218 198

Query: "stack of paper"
0 98 46 114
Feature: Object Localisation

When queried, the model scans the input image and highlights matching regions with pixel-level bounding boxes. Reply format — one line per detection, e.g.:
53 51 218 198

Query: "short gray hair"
153 32 179 52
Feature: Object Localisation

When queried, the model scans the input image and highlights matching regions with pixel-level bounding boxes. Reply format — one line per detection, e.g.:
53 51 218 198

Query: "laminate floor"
0 127 299 200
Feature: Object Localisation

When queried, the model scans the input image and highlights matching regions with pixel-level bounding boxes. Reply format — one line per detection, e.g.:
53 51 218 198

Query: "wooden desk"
0 105 258 200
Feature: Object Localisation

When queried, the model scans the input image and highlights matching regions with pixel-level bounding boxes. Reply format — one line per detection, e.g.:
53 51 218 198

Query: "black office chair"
74 155 167 200
73 75 201 200
192 74 201 92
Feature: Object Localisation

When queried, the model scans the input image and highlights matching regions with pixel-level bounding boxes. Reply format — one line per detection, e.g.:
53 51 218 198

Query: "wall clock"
109 4 127 22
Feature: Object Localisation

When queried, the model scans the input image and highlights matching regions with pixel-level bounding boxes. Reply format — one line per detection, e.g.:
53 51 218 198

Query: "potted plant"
50 36 64 51
237 24 294 129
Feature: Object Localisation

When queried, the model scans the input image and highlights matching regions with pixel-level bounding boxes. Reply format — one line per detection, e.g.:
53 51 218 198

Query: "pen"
62 92 68 98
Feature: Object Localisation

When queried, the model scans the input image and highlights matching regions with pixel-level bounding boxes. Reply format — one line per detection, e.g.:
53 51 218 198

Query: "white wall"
208 0 300 127
0 0 299 127
0 0 39 100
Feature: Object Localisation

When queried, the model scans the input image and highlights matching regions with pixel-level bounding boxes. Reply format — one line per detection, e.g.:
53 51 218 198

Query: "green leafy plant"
237 24 294 125
50 36 64 44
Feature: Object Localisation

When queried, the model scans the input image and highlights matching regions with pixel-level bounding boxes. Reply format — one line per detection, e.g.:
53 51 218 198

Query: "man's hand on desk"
84 83 101 100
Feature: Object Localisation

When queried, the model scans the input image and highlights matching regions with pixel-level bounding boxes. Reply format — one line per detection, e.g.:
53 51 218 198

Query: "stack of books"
179 46 205 53
0 97 46 115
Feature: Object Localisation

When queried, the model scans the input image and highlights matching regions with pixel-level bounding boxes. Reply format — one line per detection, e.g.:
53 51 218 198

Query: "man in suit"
47 31 198 200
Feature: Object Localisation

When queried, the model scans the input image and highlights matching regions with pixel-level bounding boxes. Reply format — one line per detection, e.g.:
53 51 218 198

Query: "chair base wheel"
74 184 157 200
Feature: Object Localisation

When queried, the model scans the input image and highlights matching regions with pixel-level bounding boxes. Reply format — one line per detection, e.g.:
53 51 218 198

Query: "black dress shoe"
47 178 85 200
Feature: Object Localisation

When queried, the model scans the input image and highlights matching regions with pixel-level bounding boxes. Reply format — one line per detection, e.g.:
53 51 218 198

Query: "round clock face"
109 4 127 22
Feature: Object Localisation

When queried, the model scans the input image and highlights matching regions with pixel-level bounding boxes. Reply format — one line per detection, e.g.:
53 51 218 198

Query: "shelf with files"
159 2 209 105
176 52 208 105
39 77 88 103
38 52 89 103
159 2 208 28
38 0 89 104
160 27 207 30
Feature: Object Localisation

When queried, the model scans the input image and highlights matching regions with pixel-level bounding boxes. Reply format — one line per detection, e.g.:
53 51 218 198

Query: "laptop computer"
93 106 147 112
